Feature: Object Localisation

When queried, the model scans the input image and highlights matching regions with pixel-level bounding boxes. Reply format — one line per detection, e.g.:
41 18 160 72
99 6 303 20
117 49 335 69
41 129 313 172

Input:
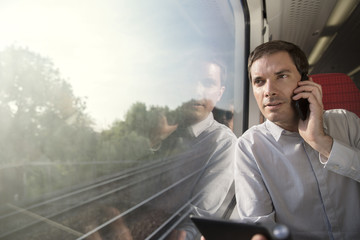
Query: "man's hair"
210 57 227 86
184 48 227 86
248 40 309 81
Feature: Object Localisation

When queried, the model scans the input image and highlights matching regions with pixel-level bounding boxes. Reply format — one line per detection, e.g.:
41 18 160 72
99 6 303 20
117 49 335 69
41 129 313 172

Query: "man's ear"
217 86 225 101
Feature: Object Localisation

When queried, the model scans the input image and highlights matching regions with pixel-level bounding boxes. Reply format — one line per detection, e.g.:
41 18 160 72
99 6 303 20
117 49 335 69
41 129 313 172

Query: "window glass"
0 0 244 239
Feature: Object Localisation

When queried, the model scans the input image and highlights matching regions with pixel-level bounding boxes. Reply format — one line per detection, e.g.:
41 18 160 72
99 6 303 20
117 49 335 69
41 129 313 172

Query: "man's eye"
253 79 263 85
278 74 287 79
201 78 216 87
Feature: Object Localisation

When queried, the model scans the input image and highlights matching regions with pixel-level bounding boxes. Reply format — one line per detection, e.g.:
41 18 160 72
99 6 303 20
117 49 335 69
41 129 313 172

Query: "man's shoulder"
323 109 360 132
205 120 237 141
323 109 359 120
239 122 267 139
236 121 279 150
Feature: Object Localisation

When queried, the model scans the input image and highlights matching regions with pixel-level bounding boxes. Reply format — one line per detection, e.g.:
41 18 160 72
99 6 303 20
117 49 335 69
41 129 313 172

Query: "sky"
0 0 234 130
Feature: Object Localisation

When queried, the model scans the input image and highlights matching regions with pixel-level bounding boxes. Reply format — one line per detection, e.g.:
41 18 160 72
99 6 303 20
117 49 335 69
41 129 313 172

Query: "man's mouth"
192 101 206 107
193 102 204 106
265 101 282 109
266 102 281 106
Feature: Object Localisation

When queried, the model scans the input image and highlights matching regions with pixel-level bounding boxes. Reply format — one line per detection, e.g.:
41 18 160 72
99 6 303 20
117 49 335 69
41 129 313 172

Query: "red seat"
310 73 360 117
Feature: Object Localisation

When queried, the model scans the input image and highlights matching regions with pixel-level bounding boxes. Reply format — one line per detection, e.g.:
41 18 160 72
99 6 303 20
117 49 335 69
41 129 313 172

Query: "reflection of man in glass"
150 50 237 240
150 52 234 154
179 60 225 126
212 106 234 131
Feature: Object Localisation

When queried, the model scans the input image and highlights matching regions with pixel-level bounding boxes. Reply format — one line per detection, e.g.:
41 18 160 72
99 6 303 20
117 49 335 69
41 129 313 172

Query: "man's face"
250 51 301 130
180 62 224 125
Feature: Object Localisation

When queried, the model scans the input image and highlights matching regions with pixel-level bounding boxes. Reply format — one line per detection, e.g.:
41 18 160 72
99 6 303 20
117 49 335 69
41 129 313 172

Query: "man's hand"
293 78 333 159
166 229 187 240
201 234 268 240
251 234 268 240
150 115 178 149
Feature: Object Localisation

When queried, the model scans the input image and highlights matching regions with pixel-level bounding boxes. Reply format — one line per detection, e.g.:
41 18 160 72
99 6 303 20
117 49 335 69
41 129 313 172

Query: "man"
235 40 360 240
212 106 234 131
147 50 237 240
85 51 236 240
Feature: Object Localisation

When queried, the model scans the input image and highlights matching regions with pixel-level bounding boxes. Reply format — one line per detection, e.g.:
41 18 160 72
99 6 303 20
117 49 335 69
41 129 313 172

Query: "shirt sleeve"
320 110 360 182
191 135 236 216
322 139 360 182
234 138 276 225
182 130 237 239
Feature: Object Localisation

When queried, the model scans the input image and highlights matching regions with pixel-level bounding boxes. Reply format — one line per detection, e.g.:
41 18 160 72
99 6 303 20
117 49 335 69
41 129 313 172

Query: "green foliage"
0 46 97 202
0 45 177 203
0 46 94 164
100 102 175 161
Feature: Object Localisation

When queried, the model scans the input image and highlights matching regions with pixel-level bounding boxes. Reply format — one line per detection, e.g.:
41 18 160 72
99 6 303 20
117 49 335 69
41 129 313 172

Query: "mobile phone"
294 73 309 120
190 215 291 240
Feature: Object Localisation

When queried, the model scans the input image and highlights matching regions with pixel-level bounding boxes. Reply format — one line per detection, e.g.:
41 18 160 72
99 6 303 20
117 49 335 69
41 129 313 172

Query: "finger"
297 77 317 86
292 91 323 109
293 82 323 105
294 81 322 95
251 234 268 240
293 88 322 103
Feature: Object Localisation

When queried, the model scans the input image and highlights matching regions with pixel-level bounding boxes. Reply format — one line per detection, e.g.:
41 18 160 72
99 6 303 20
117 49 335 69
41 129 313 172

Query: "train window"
0 0 247 239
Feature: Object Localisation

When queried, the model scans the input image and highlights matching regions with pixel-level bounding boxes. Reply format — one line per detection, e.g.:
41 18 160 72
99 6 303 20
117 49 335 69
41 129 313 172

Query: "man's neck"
273 119 299 132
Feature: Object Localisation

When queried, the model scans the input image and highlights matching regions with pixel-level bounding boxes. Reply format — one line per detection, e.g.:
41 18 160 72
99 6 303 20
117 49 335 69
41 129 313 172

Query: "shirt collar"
265 119 302 142
265 119 286 142
188 112 214 138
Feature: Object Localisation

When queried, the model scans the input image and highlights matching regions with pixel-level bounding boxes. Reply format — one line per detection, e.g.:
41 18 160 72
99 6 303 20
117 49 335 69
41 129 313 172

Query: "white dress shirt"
235 109 360 240
188 112 236 216
168 112 237 239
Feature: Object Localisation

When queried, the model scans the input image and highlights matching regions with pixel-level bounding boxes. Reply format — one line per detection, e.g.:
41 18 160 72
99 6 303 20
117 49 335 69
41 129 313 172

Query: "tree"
99 102 176 162
0 46 94 163
0 46 96 201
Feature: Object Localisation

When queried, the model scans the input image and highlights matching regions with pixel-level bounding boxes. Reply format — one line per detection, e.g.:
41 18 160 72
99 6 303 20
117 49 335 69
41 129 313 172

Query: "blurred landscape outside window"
0 0 243 239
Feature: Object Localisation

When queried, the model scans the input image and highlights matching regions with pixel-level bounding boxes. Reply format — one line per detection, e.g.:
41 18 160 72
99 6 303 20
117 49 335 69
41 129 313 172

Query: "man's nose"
264 79 277 97
187 82 205 100
196 83 206 97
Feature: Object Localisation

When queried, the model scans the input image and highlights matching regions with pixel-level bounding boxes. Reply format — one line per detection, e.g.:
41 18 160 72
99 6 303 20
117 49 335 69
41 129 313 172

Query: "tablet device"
190 215 291 240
